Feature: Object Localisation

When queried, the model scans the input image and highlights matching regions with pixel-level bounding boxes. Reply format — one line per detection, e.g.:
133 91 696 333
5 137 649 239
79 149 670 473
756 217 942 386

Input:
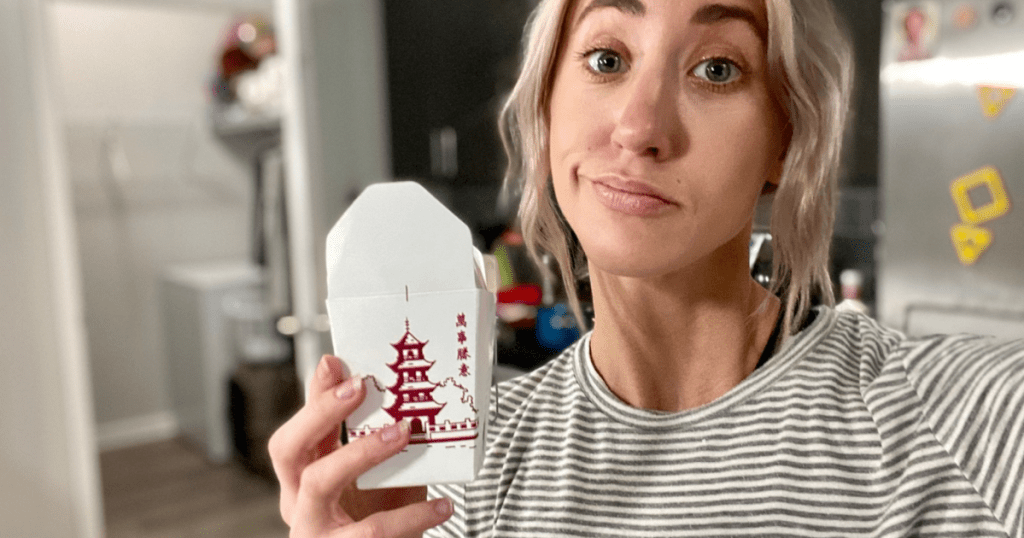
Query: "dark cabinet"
384 0 535 231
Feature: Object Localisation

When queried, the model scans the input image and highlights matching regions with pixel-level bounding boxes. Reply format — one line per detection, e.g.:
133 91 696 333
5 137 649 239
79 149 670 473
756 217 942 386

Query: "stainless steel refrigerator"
878 0 1024 339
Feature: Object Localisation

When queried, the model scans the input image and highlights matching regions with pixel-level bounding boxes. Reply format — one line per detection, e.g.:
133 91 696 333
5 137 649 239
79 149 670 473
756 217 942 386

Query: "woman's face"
548 0 785 280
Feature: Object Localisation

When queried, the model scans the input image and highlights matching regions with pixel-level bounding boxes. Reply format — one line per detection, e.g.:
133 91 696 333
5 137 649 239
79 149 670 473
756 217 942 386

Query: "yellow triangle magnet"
950 223 993 265
978 86 1016 119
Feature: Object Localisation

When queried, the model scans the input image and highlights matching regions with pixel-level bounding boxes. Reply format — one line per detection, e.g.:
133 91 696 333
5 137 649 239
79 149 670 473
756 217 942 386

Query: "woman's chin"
580 231 749 284
583 247 692 281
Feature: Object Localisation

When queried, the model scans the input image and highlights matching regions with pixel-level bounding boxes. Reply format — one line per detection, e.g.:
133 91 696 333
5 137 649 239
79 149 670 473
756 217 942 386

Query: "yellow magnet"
950 166 1012 225
950 223 993 265
977 86 1016 119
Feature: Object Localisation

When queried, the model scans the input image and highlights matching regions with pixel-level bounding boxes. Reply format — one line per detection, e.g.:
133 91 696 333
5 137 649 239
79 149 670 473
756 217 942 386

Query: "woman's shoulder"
893 321 1024 405
854 315 1024 530
810 307 1023 376
791 307 905 376
801 308 1024 532
815 307 1024 429
831 307 1024 382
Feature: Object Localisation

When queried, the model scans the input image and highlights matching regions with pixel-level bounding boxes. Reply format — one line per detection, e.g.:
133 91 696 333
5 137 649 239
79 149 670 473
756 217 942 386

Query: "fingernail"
435 498 453 517
381 420 409 443
335 375 363 400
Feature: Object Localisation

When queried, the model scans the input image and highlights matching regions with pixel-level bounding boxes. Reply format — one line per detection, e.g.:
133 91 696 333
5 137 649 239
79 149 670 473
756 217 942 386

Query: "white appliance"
161 261 263 463
878 0 1024 340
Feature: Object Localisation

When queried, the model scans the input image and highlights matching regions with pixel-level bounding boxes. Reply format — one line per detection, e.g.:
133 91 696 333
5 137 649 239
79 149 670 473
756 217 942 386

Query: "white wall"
49 1 264 446
0 0 103 536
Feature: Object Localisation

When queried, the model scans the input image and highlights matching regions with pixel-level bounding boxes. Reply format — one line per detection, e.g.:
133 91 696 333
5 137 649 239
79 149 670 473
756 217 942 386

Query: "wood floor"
100 438 289 538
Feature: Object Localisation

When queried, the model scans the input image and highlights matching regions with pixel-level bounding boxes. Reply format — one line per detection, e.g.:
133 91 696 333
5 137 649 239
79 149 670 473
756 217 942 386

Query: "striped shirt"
427 307 1024 537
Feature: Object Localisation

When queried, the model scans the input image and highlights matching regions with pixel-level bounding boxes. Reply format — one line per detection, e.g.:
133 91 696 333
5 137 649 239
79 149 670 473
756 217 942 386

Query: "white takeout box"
325 182 497 489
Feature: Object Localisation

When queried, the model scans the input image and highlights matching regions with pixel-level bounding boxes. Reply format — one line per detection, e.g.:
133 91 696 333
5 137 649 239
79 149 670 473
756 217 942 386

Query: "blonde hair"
499 0 854 339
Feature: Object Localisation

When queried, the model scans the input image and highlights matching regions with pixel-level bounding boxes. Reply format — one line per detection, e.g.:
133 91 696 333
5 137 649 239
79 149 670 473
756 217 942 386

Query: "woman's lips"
587 176 676 217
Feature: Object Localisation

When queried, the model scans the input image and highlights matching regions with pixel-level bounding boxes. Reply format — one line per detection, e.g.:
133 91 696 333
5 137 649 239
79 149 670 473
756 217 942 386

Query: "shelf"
210 105 281 160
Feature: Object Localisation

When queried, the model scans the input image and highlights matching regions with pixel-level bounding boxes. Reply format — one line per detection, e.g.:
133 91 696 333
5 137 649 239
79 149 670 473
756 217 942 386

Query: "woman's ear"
760 149 786 195
762 122 792 195
761 167 781 195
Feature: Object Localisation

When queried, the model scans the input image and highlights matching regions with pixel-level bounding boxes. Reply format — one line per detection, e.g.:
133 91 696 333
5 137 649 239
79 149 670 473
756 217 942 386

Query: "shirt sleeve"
904 334 1024 537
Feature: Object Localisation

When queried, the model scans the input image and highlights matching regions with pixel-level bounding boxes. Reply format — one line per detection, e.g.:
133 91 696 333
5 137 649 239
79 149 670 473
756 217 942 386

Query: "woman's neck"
587 248 780 413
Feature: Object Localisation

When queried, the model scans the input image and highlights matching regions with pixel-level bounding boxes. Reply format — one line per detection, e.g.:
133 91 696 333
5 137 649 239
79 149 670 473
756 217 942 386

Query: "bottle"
836 269 870 316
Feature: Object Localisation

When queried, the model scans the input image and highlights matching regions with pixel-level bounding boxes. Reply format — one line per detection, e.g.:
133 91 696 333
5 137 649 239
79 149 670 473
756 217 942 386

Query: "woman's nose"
609 66 684 160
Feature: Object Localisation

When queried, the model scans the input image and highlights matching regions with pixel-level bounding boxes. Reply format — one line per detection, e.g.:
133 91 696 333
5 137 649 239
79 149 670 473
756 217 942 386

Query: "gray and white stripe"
428 308 1024 537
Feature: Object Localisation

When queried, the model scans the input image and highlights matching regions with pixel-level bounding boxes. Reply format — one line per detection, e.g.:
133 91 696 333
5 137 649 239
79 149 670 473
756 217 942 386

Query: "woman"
269 0 1024 536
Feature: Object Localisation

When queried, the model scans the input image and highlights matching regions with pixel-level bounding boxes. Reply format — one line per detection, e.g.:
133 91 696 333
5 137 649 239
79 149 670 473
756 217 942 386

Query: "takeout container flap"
326 182 479 298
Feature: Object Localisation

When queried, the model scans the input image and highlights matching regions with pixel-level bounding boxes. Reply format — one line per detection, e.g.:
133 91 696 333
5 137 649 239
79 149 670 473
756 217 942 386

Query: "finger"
268 369 366 524
340 498 454 538
310 356 349 459
270 373 365 471
310 354 347 395
291 496 452 538
315 424 342 459
294 421 412 520
271 367 366 472
340 485 427 523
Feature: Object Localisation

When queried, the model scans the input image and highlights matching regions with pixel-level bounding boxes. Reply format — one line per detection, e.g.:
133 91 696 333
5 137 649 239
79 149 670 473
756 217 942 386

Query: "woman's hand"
268 355 453 537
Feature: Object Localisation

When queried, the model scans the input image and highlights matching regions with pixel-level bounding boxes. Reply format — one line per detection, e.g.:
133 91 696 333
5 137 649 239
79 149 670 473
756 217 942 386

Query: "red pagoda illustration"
385 321 445 437
348 320 477 445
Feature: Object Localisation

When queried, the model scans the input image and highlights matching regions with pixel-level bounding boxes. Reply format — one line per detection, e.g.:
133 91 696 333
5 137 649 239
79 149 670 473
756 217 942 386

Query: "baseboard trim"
97 411 180 452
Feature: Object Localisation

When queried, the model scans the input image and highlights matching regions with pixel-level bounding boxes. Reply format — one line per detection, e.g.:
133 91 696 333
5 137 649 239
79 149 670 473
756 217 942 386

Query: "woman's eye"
586 50 626 75
693 58 741 84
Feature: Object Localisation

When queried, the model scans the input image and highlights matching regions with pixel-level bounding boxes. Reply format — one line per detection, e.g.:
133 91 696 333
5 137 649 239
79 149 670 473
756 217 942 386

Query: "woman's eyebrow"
690 4 767 43
575 0 646 28
573 1 765 43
